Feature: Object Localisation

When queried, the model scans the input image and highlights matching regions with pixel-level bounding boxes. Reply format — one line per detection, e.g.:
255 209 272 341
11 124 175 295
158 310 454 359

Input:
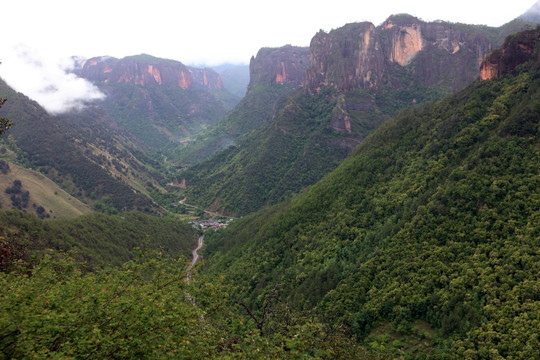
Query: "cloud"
0 44 105 114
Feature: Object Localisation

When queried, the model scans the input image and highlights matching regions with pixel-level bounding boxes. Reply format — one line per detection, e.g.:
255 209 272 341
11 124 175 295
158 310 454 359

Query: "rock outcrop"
305 14 499 92
248 45 309 90
480 28 540 80
77 54 223 90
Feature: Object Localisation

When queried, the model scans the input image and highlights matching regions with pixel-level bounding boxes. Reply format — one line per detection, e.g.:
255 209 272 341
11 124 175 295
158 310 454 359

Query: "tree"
1 62 14 135
0 98 12 135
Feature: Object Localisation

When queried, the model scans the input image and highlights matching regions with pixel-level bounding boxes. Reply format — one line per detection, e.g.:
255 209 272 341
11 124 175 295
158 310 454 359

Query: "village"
189 218 234 231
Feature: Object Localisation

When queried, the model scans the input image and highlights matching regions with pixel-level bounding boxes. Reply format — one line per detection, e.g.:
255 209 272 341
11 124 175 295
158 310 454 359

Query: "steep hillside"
0 210 198 268
201 29 540 358
76 54 236 149
0 161 91 219
176 16 537 216
0 79 157 213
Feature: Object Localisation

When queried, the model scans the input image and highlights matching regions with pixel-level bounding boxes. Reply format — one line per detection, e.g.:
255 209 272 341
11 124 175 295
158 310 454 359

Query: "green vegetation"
0 161 92 219
0 98 13 135
178 73 448 216
0 210 198 268
169 83 296 165
200 62 540 358
0 249 376 359
102 82 229 149
0 79 157 212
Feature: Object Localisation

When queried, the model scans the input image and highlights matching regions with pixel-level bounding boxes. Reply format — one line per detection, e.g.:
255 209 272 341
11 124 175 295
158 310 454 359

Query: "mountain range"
1 5 539 358
201 26 540 357
175 14 538 216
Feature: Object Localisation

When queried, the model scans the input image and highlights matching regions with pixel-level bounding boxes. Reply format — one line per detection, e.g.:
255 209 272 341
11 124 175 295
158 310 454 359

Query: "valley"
1 3 539 359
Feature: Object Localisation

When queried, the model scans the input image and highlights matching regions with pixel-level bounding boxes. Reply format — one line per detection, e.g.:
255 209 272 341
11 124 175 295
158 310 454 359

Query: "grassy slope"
0 162 92 219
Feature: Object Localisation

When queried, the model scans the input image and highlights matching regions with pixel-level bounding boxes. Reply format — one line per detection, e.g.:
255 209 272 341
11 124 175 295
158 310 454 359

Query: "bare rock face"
305 15 497 92
248 45 309 90
480 29 540 80
190 68 223 89
383 19 423 66
306 22 384 91
78 55 223 90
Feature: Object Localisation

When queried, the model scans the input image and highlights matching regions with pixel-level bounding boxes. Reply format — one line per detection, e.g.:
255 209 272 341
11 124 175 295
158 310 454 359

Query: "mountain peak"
248 45 309 91
519 0 540 23
77 55 223 90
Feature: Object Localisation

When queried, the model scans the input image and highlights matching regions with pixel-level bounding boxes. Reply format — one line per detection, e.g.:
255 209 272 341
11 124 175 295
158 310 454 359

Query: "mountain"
480 27 540 79
248 45 310 89
169 45 309 165
174 15 537 216
75 54 237 149
211 63 250 98
201 27 540 358
520 0 540 23
0 78 158 213
0 54 246 215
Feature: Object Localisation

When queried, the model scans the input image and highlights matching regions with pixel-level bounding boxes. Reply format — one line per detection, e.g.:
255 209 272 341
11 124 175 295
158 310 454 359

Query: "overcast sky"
1 0 538 113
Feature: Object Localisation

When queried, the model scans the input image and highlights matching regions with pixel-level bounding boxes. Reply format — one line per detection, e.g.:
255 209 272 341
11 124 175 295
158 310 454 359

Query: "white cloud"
0 44 105 114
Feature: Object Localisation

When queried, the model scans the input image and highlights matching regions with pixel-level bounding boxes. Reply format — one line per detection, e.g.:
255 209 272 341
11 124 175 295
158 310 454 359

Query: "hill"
200 28 540 358
0 161 91 219
0 210 198 269
0 79 158 212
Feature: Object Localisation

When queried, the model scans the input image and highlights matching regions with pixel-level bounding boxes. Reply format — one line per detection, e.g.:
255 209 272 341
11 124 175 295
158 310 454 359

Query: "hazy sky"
0 0 538 113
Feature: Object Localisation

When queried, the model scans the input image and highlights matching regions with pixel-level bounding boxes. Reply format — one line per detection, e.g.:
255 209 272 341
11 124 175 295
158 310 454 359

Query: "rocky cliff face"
306 22 385 91
480 29 540 80
78 54 223 90
305 14 499 92
248 45 309 90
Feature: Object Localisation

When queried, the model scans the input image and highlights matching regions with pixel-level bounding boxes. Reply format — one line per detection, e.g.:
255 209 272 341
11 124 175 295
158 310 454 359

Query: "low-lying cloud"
0 44 105 114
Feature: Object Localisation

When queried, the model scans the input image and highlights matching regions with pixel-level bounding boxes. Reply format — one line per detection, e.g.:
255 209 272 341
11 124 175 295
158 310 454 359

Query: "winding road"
190 235 204 267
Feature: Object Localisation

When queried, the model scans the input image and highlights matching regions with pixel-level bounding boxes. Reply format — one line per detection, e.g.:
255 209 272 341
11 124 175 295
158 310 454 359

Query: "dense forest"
201 53 540 357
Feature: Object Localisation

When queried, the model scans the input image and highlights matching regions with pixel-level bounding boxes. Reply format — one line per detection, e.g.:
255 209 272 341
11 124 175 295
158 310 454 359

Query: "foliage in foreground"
0 210 198 269
0 251 376 359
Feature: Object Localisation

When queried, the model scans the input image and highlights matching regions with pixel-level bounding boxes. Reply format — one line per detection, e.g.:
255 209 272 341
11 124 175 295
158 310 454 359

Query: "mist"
0 44 105 114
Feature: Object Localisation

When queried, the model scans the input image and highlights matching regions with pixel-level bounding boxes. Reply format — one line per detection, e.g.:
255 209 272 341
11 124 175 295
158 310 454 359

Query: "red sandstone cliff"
480 29 540 80
305 14 497 92
248 45 309 91
78 54 224 90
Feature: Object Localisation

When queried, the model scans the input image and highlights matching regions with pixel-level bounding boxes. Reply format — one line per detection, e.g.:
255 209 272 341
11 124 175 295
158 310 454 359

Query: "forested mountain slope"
0 210 198 269
176 16 538 216
0 79 157 213
201 29 540 358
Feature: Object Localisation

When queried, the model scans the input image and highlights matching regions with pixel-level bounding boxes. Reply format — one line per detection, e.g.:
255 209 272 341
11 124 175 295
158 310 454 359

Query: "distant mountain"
248 45 310 90
520 0 540 23
170 45 309 165
201 27 540 358
75 54 238 149
175 15 537 216
211 63 250 98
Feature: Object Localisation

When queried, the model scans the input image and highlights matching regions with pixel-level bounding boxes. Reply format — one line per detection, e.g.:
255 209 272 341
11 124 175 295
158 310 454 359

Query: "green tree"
0 98 13 135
